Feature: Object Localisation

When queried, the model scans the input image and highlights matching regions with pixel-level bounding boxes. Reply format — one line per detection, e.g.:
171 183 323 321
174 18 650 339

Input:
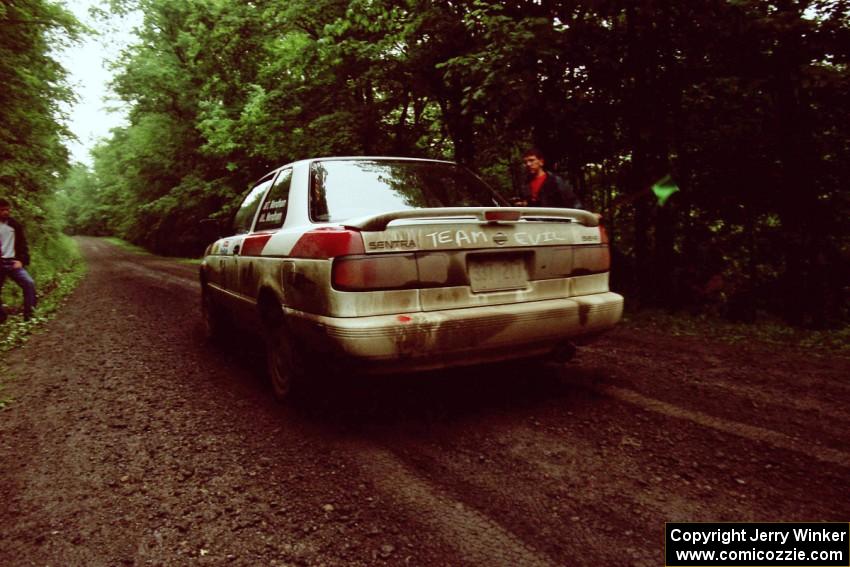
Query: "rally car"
200 157 623 399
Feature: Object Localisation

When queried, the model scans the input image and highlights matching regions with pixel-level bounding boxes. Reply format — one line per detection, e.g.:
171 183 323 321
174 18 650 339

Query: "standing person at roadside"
0 198 36 322
512 148 582 209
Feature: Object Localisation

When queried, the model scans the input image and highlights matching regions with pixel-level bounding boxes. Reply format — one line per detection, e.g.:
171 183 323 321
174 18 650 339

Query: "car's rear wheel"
201 286 226 342
265 325 304 401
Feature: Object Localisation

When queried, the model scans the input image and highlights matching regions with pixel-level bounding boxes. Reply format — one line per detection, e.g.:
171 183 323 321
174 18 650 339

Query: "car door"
217 173 277 315
236 168 292 304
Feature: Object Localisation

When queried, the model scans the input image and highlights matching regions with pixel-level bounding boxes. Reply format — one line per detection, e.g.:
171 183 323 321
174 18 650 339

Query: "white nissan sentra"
200 157 623 399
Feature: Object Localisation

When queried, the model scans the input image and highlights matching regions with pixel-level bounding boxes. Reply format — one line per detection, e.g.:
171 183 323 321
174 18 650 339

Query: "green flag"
651 175 679 206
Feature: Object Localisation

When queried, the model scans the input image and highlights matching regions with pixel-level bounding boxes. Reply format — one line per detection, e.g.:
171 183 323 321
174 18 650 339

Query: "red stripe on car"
241 234 273 256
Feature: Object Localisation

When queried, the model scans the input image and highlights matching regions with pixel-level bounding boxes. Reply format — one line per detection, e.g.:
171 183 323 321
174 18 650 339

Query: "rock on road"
1 236 848 566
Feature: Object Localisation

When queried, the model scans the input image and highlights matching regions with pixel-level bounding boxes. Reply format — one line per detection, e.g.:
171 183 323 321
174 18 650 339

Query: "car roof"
257 156 458 182
297 156 456 166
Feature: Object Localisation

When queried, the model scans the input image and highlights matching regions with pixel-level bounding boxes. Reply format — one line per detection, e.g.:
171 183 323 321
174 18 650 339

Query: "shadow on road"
310 371 605 436
200 322 606 429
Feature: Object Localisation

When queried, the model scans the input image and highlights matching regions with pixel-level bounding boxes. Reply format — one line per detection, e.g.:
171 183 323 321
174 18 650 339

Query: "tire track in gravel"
593 331 850 393
580 338 850 453
115 260 198 291
349 359 850 565
595 384 850 468
591 347 850 422
344 442 557 567
365 429 657 565
682 378 850 423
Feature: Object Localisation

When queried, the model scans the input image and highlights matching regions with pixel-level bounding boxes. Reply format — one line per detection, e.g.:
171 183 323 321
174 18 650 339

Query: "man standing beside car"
0 198 36 323
512 148 582 209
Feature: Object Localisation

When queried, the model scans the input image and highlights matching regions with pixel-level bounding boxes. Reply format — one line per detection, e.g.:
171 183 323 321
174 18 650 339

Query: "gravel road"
1 236 848 566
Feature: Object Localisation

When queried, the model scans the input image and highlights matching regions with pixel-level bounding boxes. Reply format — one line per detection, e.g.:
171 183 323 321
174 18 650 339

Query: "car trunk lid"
343 208 609 311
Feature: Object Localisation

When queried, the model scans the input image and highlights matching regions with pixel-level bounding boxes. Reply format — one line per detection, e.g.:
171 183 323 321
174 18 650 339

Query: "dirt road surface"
1 237 848 566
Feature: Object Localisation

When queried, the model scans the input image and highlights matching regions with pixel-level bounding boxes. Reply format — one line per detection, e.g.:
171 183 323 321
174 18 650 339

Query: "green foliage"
0 0 84 368
0 235 85 351
0 1 79 199
57 0 849 327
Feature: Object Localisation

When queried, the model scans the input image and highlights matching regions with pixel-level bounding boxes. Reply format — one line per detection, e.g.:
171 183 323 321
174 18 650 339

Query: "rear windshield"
309 159 505 222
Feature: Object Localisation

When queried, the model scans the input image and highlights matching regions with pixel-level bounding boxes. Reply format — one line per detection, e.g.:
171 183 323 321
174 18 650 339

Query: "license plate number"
468 257 527 292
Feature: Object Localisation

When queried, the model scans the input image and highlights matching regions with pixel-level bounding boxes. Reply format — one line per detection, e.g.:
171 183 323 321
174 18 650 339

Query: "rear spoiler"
342 207 599 231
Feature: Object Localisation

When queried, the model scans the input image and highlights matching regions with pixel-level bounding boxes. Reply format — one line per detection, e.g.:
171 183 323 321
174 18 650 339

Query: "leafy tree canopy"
58 0 849 326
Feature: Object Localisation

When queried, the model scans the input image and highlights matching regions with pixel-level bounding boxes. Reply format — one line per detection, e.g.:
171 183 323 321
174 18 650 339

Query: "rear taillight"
290 227 365 258
332 254 419 291
573 245 610 272
595 222 611 270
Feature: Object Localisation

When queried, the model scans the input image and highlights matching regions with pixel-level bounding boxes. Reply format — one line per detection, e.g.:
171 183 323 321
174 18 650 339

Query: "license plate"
468 256 528 292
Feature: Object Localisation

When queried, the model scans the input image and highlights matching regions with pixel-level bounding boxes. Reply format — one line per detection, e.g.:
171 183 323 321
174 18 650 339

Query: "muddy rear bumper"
284 292 623 374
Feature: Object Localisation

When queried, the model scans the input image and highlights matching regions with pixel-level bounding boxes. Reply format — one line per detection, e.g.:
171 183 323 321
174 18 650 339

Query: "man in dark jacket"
513 148 582 208
0 198 37 322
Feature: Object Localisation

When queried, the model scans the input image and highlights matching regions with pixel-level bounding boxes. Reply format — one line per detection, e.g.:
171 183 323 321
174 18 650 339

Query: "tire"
201 286 226 342
265 325 305 401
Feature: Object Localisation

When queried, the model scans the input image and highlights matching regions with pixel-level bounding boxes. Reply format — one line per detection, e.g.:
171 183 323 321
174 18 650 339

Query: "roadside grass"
103 236 151 255
0 236 86 408
622 309 850 356
103 237 202 265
